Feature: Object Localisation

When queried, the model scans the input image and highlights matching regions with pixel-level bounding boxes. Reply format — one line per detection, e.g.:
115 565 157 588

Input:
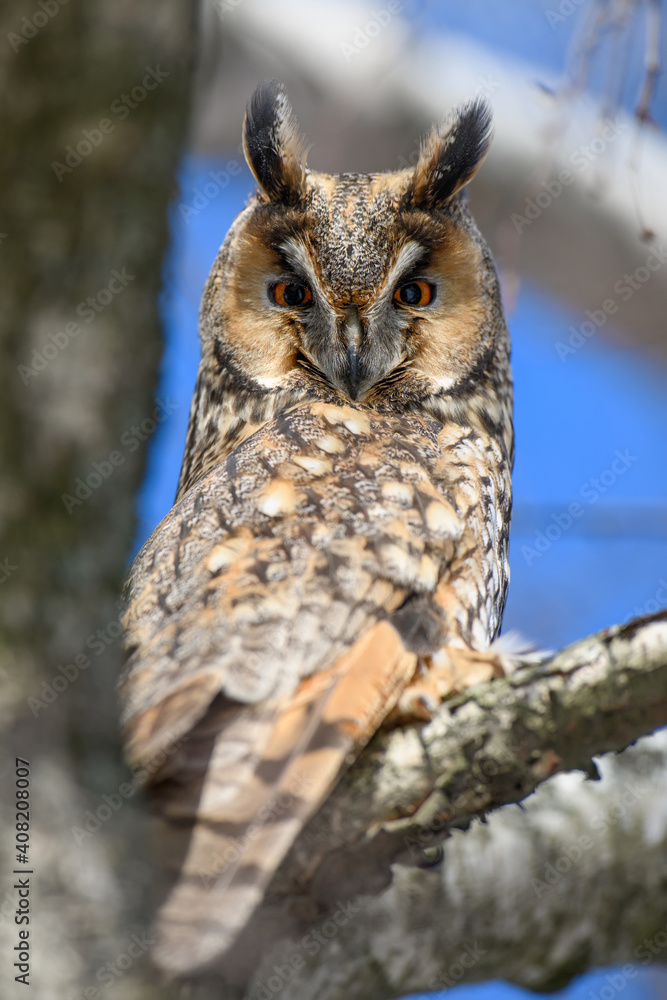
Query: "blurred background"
2 1 666 998
134 1 667 998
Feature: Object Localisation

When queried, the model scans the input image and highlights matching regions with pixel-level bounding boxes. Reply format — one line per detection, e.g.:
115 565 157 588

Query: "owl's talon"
396 687 439 721
385 647 508 726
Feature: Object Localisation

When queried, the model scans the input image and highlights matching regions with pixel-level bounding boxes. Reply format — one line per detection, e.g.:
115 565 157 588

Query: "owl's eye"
393 281 434 307
271 281 312 307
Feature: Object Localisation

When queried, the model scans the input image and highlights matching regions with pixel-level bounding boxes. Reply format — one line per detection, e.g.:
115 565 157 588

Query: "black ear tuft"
242 80 309 205
407 98 493 209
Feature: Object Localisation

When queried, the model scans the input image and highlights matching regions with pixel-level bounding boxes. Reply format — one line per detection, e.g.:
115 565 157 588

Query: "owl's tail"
138 620 416 980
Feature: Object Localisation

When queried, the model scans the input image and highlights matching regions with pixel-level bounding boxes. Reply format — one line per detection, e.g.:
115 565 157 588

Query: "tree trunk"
0 3 195 997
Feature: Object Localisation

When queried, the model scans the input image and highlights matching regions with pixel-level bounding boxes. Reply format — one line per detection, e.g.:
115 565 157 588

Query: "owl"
120 80 513 985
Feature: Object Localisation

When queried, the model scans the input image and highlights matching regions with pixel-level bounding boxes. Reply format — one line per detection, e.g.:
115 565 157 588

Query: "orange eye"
271 281 312 307
393 281 434 307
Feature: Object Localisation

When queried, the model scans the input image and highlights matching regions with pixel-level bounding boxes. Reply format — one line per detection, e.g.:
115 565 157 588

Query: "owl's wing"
121 401 464 977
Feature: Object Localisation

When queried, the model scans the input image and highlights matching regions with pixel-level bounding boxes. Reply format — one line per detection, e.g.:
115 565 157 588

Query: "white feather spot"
379 543 419 583
256 480 297 517
292 455 333 476
206 535 250 574
321 404 370 434
425 500 464 539
381 481 414 506
315 434 345 454
343 414 371 435
417 554 439 589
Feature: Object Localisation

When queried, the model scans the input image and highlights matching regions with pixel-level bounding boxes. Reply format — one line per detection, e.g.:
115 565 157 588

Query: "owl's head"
180 81 511 499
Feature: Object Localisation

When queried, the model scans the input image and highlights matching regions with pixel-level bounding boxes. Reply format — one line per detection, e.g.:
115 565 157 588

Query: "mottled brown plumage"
120 80 513 982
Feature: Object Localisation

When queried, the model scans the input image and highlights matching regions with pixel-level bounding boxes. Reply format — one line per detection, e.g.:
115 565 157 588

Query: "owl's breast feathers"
120 399 510 976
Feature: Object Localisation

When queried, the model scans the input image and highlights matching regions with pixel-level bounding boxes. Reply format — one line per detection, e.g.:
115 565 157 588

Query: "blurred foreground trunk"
0 3 195 997
1 5 666 1000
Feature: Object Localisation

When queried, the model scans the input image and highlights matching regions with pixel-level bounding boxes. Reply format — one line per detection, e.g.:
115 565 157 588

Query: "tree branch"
214 612 667 997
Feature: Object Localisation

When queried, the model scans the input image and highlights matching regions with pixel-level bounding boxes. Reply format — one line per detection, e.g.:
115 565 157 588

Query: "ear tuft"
407 98 493 208
243 80 309 205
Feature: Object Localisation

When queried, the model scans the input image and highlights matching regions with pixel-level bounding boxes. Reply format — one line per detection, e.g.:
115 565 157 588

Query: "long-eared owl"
120 80 513 983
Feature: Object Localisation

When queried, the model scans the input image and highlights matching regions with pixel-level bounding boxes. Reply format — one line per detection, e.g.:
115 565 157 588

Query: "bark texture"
204 613 667 998
0 3 195 998
251 726 667 1000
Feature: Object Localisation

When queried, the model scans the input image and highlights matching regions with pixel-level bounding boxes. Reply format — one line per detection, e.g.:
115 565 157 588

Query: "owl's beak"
341 306 364 400
345 343 362 400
